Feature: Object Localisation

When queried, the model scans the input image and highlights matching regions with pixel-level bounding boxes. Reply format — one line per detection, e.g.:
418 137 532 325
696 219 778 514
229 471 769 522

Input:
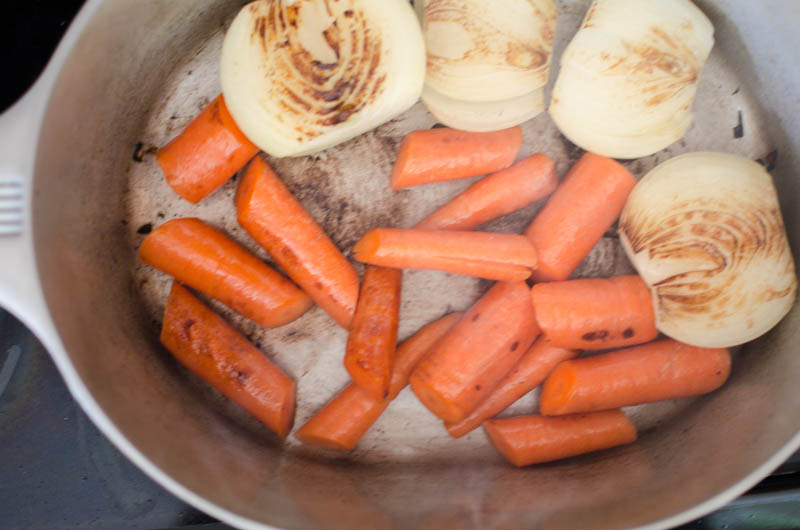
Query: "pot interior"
30 0 800 528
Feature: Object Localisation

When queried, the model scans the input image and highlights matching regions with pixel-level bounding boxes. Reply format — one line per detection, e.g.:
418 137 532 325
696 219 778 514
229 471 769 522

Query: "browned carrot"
525 153 636 282
409 281 540 423
236 155 360 329
484 410 637 466
445 337 577 438
294 312 462 450
531 275 658 350
156 94 259 203
138 218 312 328
390 127 523 189
344 266 402 400
353 229 538 281
540 339 732 416
161 282 295 437
415 153 557 231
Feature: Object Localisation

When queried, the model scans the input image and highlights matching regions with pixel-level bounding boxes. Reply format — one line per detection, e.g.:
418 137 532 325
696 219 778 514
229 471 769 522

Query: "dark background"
1 2 799 529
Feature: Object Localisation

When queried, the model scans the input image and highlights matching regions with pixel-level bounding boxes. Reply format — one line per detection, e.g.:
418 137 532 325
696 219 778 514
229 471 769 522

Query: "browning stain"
182 319 196 340
581 330 609 341
253 1 386 142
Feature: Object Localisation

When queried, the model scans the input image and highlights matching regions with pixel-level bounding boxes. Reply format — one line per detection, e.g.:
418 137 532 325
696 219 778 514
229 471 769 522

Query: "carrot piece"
156 94 259 203
138 218 312 328
236 156 360 329
390 127 523 190
540 338 732 416
161 282 295 437
525 152 636 282
295 312 462 450
445 337 577 438
344 266 403 400
531 275 658 350
484 410 637 466
415 153 557 231
353 229 538 281
409 281 540 423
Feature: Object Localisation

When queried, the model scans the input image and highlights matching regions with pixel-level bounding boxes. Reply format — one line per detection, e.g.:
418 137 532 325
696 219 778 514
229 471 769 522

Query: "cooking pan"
2 0 800 528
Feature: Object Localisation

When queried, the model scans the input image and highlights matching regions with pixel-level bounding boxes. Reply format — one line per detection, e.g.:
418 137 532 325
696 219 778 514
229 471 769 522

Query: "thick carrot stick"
139 218 312 328
484 410 637 466
390 127 523 190
415 153 557 231
445 337 577 438
344 266 403 400
409 281 540 423
236 156 360 329
531 275 658 350
161 282 295 437
540 339 732 416
353 229 538 281
157 94 259 203
525 153 636 282
295 312 462 450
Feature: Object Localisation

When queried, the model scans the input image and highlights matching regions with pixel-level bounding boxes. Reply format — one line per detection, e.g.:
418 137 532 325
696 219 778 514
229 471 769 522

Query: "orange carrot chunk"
390 127 523 190
157 94 259 203
446 337 577 438
415 153 557 231
344 266 403 400
531 275 658 350
138 218 312 328
409 281 540 423
161 282 295 437
236 156 360 329
295 312 462 450
540 338 732 416
525 153 636 282
353 229 538 281
484 410 637 467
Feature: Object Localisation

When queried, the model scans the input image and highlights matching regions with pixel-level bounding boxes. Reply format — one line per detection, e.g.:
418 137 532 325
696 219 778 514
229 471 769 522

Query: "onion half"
619 152 797 348
221 0 425 157
549 0 714 159
423 0 557 103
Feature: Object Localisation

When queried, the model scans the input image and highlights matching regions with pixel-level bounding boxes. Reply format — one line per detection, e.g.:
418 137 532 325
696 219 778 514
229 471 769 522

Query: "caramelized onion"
549 0 714 159
620 152 797 348
221 0 425 157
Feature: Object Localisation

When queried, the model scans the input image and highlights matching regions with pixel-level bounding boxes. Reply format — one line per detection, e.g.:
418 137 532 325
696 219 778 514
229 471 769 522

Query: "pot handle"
0 71 61 341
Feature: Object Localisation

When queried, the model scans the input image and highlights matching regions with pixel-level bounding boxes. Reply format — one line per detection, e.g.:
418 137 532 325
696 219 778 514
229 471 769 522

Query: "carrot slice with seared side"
353 229 538 281
409 281 540 423
157 94 259 203
415 153 557 231
484 410 637 467
295 312 462 450
161 282 296 437
531 275 658 350
525 152 636 282
344 266 403 400
390 127 523 190
445 337 577 438
540 339 732 416
139 218 312 328
236 155 360 329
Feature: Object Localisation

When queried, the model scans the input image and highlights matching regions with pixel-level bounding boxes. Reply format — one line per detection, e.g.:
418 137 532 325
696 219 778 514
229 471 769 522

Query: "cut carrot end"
410 374 465 423
540 363 577 416
294 428 356 451
353 230 381 262
483 420 526 467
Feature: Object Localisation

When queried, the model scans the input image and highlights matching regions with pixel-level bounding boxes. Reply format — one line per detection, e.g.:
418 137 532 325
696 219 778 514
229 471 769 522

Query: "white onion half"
221 0 425 158
549 0 714 159
423 0 557 103
421 84 545 132
619 152 797 348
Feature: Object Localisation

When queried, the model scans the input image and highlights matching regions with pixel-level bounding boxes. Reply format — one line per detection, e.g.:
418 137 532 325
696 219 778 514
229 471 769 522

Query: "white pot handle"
0 74 57 340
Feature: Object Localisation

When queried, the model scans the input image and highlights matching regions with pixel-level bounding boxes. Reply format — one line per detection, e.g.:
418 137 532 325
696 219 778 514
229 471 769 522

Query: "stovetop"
2 3 800 530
